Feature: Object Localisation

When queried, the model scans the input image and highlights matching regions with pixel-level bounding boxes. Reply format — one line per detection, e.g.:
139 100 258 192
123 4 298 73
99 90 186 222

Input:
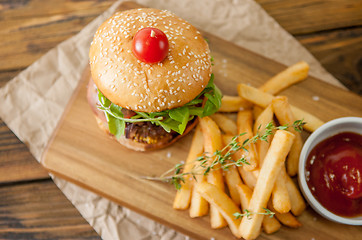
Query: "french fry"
216 116 258 189
238 83 273 108
222 134 242 206
253 104 274 166
259 61 309 95
196 181 242 238
224 166 243 206
219 95 252 112
268 202 302 228
238 166 258 189
237 110 258 171
236 183 253 210
271 166 291 213
236 179 281 234
235 151 257 189
237 83 324 132
262 215 282 234
211 114 238 135
189 180 209 218
252 105 264 120
272 96 303 176
189 152 209 217
239 130 295 240
206 176 227 227
221 131 236 144
291 106 325 132
199 117 227 229
286 175 306 216
173 126 204 210
199 117 223 159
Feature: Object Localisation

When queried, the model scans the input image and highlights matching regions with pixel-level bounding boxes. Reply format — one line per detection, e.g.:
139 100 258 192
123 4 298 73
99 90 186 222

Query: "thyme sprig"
142 132 251 189
278 119 306 132
142 119 306 190
233 208 275 220
198 132 250 175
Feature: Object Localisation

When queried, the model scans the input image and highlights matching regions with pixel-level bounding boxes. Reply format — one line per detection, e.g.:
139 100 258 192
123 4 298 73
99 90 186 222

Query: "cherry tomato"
132 27 169 64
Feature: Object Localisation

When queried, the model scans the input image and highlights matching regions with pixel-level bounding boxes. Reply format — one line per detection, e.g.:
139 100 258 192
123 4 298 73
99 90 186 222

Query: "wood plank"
256 0 362 34
0 120 49 184
41 3 362 239
0 0 115 71
0 180 100 240
297 27 362 94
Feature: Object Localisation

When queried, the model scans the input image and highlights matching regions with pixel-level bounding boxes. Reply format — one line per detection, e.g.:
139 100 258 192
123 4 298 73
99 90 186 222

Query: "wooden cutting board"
41 2 362 240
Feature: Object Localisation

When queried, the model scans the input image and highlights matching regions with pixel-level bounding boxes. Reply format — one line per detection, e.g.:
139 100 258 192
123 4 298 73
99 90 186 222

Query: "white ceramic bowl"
298 117 362 225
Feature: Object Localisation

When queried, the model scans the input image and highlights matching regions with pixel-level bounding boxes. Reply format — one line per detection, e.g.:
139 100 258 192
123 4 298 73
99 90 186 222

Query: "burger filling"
90 74 222 142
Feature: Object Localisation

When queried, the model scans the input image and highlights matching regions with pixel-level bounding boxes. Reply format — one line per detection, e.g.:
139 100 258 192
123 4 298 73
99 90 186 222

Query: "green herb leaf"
293 119 306 132
185 98 203 106
188 107 204 116
96 73 222 136
168 106 190 133
98 91 111 107
159 117 182 133
233 208 274 220
200 74 222 117
277 124 289 130
106 113 125 139
109 104 124 119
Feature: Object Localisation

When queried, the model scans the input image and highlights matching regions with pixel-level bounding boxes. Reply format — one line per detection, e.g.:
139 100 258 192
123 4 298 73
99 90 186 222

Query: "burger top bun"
89 8 211 113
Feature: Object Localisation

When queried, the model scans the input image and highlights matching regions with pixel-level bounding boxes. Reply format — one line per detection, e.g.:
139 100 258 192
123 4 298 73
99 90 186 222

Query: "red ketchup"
306 132 362 217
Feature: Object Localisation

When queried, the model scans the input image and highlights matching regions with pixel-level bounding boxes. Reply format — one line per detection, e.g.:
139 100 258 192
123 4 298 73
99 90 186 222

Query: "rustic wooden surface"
0 0 361 239
41 6 362 239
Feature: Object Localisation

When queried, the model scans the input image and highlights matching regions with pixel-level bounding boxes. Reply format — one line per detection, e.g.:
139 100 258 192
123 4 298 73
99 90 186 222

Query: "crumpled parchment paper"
0 0 343 239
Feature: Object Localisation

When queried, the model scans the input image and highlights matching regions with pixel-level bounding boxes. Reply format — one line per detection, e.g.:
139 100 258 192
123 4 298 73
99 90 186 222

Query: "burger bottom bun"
87 77 198 151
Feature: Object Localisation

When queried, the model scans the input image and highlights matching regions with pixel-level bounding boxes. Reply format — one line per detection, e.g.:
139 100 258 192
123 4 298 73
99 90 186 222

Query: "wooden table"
0 1 361 239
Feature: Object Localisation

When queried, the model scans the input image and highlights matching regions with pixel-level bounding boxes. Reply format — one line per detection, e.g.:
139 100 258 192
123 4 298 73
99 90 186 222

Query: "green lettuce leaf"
97 73 222 138
169 106 190 133
106 112 125 139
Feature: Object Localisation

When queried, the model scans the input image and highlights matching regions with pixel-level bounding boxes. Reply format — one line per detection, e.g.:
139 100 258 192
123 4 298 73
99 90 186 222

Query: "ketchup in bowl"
305 132 362 217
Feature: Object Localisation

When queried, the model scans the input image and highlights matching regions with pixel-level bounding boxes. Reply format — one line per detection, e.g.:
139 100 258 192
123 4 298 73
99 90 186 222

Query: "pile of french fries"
173 61 324 239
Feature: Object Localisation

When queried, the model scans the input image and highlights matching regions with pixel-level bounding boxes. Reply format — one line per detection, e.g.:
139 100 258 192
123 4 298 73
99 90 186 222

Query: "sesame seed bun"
89 8 212 112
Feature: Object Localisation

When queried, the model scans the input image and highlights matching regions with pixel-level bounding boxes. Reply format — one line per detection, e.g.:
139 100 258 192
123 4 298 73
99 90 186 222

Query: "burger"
87 8 221 151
